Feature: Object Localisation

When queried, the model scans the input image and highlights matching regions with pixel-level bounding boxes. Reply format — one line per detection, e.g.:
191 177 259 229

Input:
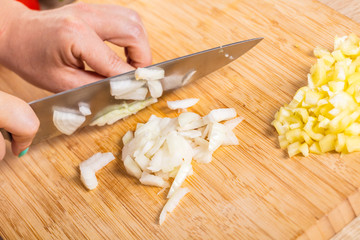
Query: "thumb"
73 28 135 78
0 92 39 156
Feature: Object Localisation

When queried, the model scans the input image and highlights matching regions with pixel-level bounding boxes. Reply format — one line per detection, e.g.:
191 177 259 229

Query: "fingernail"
18 147 29 158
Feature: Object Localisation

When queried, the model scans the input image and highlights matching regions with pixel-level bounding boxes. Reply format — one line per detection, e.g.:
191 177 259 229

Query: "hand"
0 2 152 92
0 91 39 159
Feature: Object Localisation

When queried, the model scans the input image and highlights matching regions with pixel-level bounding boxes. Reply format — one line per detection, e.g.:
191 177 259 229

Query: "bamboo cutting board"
1 0 360 239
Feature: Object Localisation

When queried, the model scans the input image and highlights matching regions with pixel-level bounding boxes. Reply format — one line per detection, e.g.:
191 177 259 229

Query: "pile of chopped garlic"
122 99 243 224
272 34 360 157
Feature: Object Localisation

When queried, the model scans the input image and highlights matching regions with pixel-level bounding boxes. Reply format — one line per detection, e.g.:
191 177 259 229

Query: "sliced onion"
124 155 142 178
178 130 202 138
159 187 190 225
53 109 86 135
204 108 237 123
80 152 115 190
80 167 98 190
78 102 92 116
139 171 169 187
135 67 165 81
208 122 226 152
90 98 158 127
177 112 201 128
134 154 150 171
122 130 134 145
114 87 148 100
167 158 192 198
147 80 163 98
110 78 146 96
224 117 244 130
167 98 199 110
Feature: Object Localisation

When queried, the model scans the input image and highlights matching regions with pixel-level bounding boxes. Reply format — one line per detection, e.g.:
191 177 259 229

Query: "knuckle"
127 22 145 41
58 16 86 38
127 9 142 23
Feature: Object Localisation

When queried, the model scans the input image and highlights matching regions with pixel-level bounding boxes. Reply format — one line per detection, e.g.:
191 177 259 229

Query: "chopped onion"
110 78 146 97
122 130 134 145
204 108 237 123
167 158 192 198
224 117 244 130
135 67 165 81
80 168 98 190
139 171 168 187
114 87 148 100
90 98 158 127
79 152 115 190
78 102 92 116
147 80 163 98
53 109 86 135
208 122 226 152
120 106 244 224
159 187 190 225
177 112 201 128
178 130 202 138
167 98 199 110
124 155 142 178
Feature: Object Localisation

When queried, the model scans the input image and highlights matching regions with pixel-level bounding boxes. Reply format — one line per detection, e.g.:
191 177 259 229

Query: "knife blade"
0 37 263 145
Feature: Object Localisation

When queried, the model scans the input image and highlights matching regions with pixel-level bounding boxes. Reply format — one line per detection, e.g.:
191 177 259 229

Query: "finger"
0 92 39 156
72 28 135 78
73 3 152 68
0 134 5 161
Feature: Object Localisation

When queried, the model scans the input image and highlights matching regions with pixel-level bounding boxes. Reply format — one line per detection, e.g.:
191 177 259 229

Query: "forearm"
0 0 30 66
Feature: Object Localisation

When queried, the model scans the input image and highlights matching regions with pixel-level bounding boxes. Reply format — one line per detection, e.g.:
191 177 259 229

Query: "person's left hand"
0 2 152 92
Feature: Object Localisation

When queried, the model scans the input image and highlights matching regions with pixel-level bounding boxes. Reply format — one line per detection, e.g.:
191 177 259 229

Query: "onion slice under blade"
53 109 86 135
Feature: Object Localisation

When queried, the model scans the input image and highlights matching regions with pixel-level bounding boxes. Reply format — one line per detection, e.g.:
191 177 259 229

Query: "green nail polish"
18 147 29 158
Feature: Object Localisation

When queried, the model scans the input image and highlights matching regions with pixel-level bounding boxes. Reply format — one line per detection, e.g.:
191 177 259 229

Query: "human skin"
0 0 152 158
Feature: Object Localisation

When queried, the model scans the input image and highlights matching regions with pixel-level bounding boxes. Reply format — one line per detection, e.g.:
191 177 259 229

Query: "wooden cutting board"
1 0 360 239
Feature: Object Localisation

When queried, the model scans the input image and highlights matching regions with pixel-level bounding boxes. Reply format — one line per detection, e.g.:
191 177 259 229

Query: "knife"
0 37 263 145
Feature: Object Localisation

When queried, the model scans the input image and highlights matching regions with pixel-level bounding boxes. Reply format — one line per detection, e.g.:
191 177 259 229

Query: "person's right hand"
0 91 39 160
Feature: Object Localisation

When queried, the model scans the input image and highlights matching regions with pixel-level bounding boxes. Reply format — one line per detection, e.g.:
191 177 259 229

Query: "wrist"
0 1 31 66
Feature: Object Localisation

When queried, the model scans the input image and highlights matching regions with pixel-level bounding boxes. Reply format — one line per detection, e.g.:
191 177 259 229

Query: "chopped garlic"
273 33 360 157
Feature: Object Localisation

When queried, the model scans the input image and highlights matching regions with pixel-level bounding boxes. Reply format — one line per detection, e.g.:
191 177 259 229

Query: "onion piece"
122 130 134 145
147 80 163 98
167 158 192 198
110 78 146 97
78 102 92 116
124 155 142 179
208 122 226 152
114 87 148 100
79 152 115 190
178 112 201 128
167 98 199 110
139 171 169 187
80 167 98 190
204 108 237 123
224 117 244 130
159 187 190 225
178 130 202 138
53 109 86 135
135 67 165 81
90 98 158 127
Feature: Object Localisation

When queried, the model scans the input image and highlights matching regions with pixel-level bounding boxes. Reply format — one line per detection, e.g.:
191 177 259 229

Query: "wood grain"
1 0 360 239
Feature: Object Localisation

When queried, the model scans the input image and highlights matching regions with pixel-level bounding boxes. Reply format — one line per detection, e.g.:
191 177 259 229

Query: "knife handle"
0 129 12 142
